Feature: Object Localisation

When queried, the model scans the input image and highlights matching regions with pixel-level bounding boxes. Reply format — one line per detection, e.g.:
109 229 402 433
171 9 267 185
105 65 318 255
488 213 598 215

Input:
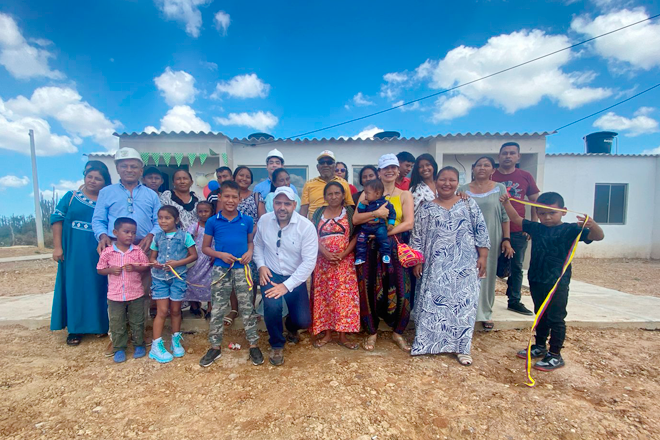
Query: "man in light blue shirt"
93 148 161 254
253 148 299 199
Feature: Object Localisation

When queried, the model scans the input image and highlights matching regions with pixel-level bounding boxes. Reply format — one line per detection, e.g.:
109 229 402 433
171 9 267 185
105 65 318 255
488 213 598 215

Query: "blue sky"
1 0 659 215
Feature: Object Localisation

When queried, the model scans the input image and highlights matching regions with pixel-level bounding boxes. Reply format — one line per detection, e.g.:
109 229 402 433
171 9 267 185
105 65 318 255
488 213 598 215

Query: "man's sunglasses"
318 159 334 166
277 229 281 248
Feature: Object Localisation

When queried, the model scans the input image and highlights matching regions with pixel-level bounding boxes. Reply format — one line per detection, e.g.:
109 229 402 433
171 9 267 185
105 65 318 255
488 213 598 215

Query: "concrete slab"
0 254 52 263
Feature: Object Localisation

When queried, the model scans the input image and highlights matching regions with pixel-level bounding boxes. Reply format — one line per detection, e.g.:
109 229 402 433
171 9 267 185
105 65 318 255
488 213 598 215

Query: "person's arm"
500 194 523 228
299 183 310 218
577 216 605 241
241 231 255 264
52 222 64 262
352 194 389 225
338 236 357 260
165 243 197 269
124 251 151 273
269 223 318 295
343 182 355 206
476 247 488 278
92 191 113 253
501 221 514 258
97 249 122 275
140 191 162 252
299 204 309 218
528 192 540 223
388 191 414 236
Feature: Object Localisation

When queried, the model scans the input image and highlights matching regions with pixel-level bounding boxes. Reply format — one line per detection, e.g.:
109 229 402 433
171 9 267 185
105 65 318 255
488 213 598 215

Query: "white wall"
544 155 660 259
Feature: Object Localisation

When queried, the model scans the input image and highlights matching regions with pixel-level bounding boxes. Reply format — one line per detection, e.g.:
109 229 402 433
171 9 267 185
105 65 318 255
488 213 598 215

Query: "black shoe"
516 344 548 359
199 348 222 367
507 302 534 316
249 347 264 365
285 332 300 345
533 352 565 371
269 348 284 366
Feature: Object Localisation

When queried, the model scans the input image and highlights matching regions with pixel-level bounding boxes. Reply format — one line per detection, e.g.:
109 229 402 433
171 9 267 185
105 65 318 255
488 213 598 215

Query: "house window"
593 183 627 225
247 166 308 195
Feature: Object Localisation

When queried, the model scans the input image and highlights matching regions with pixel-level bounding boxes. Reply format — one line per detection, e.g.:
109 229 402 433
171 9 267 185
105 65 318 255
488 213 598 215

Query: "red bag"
394 236 425 268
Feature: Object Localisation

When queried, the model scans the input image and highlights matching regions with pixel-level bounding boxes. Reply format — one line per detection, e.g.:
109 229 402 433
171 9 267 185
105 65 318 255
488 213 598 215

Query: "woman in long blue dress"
51 164 112 345
411 166 490 366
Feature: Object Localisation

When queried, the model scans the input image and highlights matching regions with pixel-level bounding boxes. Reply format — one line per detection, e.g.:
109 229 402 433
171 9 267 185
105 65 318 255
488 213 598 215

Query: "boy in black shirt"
501 191 604 371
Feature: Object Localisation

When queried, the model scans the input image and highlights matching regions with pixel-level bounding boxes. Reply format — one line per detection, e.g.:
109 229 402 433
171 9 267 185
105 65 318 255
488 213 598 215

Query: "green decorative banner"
222 152 228 166
162 152 171 165
173 152 184 167
140 152 150 164
198 153 208 165
209 148 218 156
188 153 197 166
151 152 161 165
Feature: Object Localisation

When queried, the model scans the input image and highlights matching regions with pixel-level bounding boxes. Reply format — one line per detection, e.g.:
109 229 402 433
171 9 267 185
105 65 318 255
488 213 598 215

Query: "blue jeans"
262 272 311 349
506 232 528 306
356 223 391 262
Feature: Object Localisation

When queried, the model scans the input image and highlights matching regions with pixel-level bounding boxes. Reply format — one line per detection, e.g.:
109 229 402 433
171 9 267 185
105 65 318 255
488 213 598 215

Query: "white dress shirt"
253 210 318 292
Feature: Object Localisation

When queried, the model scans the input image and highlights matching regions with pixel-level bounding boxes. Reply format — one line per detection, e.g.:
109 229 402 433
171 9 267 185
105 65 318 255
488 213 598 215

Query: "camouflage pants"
208 266 259 347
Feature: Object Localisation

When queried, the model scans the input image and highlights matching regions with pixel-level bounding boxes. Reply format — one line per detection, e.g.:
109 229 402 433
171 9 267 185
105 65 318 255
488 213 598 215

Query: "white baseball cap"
266 149 284 162
317 150 336 161
114 147 143 164
378 153 399 169
273 186 296 201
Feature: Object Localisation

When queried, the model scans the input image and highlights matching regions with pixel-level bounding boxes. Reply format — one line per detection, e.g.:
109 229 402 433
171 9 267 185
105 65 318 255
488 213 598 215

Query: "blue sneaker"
382 255 391 264
149 338 173 363
171 332 185 358
113 350 126 363
133 346 146 359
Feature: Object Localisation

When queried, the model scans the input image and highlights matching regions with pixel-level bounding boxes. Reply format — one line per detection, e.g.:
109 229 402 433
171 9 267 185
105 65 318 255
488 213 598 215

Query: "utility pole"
29 129 45 248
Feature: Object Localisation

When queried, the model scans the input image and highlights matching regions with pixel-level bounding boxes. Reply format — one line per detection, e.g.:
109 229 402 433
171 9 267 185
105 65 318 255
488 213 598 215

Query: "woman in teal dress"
51 164 112 345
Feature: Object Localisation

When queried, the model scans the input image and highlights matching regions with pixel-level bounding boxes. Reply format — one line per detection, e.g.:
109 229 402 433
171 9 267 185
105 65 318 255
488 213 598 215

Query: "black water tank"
248 132 274 140
584 131 617 154
373 131 400 139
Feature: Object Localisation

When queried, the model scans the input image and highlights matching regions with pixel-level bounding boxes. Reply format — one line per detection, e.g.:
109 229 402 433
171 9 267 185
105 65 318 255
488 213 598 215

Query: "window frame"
593 183 628 225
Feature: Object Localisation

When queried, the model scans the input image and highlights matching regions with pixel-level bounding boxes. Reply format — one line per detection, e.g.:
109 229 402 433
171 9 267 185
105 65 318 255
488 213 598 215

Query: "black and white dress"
410 198 490 356
160 190 199 230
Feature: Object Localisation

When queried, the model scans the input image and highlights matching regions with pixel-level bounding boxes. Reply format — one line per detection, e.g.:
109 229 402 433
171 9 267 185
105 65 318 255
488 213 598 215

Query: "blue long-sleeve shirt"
357 197 396 226
92 181 161 241
253 178 299 200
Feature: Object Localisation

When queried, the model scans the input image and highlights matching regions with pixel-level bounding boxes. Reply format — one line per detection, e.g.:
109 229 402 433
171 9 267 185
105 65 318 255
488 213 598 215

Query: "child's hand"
124 264 135 272
218 252 238 265
499 193 510 204
109 266 123 275
164 260 179 270
240 249 253 265
387 224 394 231
577 215 595 229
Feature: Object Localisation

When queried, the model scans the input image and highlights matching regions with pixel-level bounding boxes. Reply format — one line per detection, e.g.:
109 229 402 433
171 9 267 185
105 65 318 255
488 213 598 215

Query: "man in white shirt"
253 187 318 366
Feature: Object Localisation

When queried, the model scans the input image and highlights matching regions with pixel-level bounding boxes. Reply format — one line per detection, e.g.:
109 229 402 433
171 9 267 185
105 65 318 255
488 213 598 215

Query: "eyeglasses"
277 229 282 249
127 197 134 213
335 168 346 173
318 159 334 166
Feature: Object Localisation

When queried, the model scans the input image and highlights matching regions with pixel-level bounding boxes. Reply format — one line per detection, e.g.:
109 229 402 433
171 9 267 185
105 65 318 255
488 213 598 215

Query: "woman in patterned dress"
51 165 112 345
411 166 490 366
311 182 360 349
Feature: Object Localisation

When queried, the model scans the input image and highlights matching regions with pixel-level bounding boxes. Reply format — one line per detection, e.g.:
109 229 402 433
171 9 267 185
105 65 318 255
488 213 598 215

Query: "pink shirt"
97 244 149 302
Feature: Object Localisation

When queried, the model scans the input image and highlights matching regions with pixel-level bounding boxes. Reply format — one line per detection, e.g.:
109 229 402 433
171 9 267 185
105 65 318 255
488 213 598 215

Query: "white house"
89 131 659 259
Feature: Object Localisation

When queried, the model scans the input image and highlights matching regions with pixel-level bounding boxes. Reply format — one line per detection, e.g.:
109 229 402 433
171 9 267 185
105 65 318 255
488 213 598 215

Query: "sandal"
392 333 411 352
457 354 473 366
337 340 359 350
223 310 238 327
483 321 494 331
313 338 331 349
66 334 82 346
363 334 377 351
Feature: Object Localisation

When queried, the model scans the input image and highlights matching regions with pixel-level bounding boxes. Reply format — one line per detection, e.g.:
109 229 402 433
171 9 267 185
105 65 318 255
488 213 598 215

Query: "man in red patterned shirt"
97 217 151 362
492 142 540 316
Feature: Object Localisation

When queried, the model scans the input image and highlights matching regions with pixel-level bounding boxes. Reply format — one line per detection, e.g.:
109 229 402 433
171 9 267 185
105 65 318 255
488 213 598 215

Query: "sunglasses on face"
335 168 346 173
318 160 334 166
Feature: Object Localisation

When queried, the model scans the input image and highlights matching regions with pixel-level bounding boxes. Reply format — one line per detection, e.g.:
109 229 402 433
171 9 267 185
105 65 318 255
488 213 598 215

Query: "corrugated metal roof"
546 153 660 157
113 131 553 143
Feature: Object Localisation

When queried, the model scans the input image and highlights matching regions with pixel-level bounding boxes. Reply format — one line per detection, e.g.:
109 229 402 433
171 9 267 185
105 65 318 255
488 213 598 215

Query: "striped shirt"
97 244 149 302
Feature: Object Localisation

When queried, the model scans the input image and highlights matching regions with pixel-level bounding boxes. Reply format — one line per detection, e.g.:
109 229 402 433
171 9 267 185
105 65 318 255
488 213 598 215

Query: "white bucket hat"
378 153 399 169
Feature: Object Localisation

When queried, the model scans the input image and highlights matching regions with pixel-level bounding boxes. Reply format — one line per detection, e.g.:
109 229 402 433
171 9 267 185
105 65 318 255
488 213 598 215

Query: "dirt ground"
572 258 660 297
0 326 658 440
0 246 52 259
0 259 58 297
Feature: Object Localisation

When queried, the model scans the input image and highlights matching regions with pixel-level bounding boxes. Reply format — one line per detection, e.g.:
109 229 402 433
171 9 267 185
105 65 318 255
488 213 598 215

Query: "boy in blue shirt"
501 191 604 371
200 181 263 367
355 179 397 265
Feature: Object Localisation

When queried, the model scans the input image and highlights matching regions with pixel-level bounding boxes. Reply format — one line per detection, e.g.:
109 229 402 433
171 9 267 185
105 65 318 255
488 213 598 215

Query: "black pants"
529 282 569 355
506 232 528 306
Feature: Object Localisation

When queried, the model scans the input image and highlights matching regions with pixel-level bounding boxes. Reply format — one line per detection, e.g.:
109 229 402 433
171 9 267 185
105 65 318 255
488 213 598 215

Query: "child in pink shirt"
97 217 150 363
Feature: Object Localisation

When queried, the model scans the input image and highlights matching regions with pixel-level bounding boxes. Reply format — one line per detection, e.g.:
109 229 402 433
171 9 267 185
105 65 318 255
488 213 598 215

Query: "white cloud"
642 146 660 155
154 0 212 38
0 13 64 80
214 11 230 35
593 107 659 136
392 100 421 112
0 175 29 190
212 74 270 99
154 67 197 106
380 72 411 101
200 60 218 71
353 92 374 106
571 8 660 71
152 105 212 133
353 125 384 140
406 29 612 121
214 111 278 131
38 179 83 200
4 87 119 150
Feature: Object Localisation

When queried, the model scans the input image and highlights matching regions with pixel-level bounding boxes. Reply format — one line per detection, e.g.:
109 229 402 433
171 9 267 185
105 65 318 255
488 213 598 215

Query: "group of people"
50 142 604 371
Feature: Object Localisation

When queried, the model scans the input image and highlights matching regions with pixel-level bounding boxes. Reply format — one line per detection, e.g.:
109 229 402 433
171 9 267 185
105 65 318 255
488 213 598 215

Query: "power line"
553 83 660 131
237 11 658 146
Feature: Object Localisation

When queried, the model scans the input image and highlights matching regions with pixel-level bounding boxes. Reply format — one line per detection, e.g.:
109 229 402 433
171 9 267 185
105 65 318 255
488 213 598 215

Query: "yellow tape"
509 198 588 387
